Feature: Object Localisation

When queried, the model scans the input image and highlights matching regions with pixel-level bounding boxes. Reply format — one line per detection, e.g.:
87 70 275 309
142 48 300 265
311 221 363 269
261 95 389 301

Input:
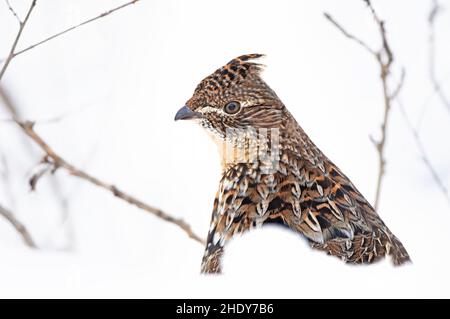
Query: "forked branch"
325 0 449 208
0 0 205 246
325 0 399 210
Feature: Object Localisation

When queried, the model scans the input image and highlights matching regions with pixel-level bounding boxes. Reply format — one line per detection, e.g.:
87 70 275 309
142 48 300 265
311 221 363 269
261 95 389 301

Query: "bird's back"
274 111 411 265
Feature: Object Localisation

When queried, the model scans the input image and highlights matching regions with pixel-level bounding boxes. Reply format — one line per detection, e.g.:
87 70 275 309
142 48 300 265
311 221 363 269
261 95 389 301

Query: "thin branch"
397 98 450 204
416 71 450 132
1 83 76 249
0 0 38 248
390 68 405 100
1 88 204 245
0 0 36 82
18 120 204 244
325 0 399 210
416 1 450 131
0 0 204 246
393 0 450 205
428 0 450 115
0 103 98 125
323 12 377 57
4 0 22 23
0 204 37 248
11 0 140 59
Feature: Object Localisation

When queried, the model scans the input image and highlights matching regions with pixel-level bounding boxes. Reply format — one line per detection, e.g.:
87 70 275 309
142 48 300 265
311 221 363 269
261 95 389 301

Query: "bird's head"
175 54 285 139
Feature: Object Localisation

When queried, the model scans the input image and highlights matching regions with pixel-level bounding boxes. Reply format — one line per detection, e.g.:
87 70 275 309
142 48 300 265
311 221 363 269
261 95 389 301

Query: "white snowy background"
0 0 450 298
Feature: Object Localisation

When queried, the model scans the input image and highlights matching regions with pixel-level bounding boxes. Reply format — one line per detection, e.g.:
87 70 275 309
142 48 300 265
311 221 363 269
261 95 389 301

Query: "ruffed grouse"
175 54 410 274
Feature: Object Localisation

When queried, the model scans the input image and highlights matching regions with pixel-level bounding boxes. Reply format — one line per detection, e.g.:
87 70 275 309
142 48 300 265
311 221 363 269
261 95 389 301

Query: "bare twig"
389 68 405 100
0 1 140 65
0 204 37 248
323 12 376 56
325 0 399 210
0 0 38 248
392 0 450 205
428 0 450 115
4 0 22 23
0 89 204 244
2 97 203 244
397 98 450 204
0 0 36 82
1 82 75 249
10 0 140 59
0 0 204 246
20 120 204 244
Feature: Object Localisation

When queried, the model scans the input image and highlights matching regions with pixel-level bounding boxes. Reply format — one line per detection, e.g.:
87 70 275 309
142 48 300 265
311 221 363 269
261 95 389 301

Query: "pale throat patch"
207 127 281 173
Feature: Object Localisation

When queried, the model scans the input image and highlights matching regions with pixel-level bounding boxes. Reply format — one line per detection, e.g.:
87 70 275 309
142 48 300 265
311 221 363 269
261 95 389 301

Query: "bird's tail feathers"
388 235 411 266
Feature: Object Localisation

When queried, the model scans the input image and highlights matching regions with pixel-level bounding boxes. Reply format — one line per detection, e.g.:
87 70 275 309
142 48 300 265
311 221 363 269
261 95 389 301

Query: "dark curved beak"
174 105 203 121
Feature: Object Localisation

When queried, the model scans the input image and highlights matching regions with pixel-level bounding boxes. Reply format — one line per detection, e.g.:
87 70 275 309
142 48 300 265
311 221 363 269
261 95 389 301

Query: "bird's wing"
286 159 410 264
293 159 376 244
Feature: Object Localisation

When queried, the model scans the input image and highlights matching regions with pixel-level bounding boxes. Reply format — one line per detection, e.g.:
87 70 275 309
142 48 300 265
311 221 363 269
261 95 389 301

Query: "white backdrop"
0 0 450 298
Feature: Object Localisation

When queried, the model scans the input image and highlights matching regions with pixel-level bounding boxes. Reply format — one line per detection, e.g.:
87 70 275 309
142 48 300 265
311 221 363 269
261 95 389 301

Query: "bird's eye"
223 101 241 114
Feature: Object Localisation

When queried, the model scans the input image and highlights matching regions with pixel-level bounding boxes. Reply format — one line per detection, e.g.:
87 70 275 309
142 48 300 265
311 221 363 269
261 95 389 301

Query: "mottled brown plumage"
175 54 410 274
